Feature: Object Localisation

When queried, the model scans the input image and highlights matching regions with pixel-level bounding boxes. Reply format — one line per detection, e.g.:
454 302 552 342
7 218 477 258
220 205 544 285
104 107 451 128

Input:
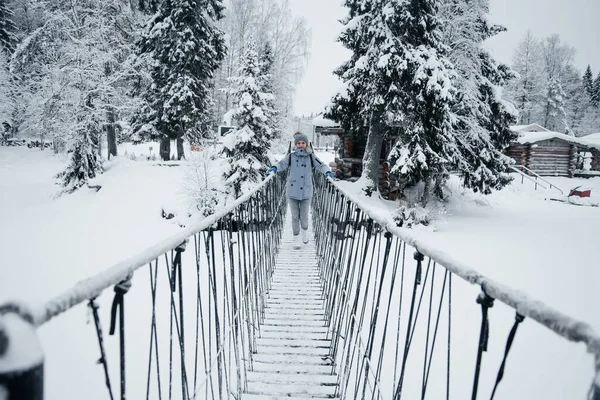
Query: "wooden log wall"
504 144 529 166
591 149 600 171
505 139 576 177
526 140 575 177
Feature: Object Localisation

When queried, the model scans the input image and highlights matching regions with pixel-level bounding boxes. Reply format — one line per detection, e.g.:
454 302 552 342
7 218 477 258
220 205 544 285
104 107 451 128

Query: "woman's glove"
267 166 277 175
325 171 334 179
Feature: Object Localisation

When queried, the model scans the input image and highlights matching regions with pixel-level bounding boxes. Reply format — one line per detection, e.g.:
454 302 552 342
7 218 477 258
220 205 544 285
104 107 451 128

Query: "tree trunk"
420 178 431 207
176 135 184 160
361 108 386 196
159 136 170 161
106 107 117 159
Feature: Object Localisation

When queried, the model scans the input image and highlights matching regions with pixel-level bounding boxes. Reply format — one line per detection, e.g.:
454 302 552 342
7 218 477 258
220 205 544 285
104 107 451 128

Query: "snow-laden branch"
327 178 600 359
32 175 276 327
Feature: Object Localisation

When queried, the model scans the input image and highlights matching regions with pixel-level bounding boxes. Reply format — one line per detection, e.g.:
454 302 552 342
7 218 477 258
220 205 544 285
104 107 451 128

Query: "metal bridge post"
0 304 44 400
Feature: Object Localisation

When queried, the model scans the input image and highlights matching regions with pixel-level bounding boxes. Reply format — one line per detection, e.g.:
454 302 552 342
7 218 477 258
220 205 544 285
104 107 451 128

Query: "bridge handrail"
326 177 600 359
510 165 564 195
32 174 276 327
509 166 548 190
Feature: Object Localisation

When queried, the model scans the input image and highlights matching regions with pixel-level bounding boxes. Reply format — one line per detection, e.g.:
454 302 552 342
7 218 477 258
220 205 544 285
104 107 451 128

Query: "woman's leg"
289 198 301 235
299 199 310 244
299 199 310 231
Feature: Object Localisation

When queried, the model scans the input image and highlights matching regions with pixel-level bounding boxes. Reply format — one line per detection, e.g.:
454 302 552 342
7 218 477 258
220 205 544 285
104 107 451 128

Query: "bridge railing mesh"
0 173 287 400
312 173 600 400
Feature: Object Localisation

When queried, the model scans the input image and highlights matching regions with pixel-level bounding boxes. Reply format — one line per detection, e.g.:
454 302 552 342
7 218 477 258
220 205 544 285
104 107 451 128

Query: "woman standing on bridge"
267 132 334 249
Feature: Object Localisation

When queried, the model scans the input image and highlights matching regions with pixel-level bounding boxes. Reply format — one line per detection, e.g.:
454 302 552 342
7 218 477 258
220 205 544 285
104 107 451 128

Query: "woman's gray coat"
274 149 330 200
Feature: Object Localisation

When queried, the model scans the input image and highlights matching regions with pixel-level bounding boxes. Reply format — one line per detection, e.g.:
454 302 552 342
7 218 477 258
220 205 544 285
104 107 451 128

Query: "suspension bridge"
1 173 599 399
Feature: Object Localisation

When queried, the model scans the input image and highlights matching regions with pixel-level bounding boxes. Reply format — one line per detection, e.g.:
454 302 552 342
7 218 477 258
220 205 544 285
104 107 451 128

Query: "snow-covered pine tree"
562 64 588 136
506 31 545 124
592 72 600 108
222 39 275 198
329 0 459 200
543 77 569 132
540 34 575 131
259 41 280 141
133 0 226 160
326 0 384 195
583 65 594 99
382 0 458 203
439 0 518 194
214 0 309 145
56 111 103 194
0 0 16 53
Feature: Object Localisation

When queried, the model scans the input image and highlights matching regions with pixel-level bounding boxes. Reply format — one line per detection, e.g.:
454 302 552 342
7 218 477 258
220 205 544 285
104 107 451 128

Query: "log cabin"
505 124 600 177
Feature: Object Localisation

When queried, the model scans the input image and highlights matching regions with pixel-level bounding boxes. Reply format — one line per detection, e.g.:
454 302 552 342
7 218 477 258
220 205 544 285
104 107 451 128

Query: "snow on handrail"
326 177 600 359
32 175 276 327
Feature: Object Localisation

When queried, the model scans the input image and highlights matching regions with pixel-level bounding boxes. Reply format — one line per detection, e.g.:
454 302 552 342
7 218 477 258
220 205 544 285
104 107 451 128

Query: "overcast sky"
289 0 600 117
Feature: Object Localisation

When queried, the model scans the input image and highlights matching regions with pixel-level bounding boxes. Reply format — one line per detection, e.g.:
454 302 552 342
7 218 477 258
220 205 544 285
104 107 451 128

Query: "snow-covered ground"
1 145 599 398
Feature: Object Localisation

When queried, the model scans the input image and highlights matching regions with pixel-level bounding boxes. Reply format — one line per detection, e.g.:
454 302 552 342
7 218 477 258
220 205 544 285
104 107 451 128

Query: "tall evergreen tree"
439 0 518 194
382 0 458 203
583 65 594 98
328 0 458 200
0 0 16 53
562 64 587 135
133 0 226 160
222 40 275 198
56 112 103 194
258 41 280 141
214 0 310 147
544 77 568 132
592 72 600 108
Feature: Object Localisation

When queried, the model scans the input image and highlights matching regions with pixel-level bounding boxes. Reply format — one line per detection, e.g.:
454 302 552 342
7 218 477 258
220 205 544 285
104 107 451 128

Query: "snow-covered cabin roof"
514 130 600 150
510 123 550 133
312 114 340 128
580 133 600 146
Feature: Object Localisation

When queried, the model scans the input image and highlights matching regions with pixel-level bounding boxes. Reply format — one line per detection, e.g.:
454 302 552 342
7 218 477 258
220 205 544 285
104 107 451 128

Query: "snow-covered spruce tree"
56 112 103 194
562 64 588 136
544 77 568 132
505 30 545 125
332 0 459 203
326 0 386 196
222 40 275 198
583 65 594 99
0 0 16 53
592 72 600 108
540 34 575 131
259 41 281 141
439 0 518 194
133 0 226 160
214 0 309 141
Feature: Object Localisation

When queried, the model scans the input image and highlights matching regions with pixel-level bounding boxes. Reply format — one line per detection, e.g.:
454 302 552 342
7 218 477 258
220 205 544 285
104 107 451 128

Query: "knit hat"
294 133 309 145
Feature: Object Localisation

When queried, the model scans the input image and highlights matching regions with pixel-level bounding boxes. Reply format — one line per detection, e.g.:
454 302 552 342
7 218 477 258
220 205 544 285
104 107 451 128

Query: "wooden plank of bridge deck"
242 211 339 399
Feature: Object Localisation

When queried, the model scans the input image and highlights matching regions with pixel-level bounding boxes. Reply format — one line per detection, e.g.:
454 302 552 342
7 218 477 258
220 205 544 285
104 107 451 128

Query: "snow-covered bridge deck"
243 221 338 399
